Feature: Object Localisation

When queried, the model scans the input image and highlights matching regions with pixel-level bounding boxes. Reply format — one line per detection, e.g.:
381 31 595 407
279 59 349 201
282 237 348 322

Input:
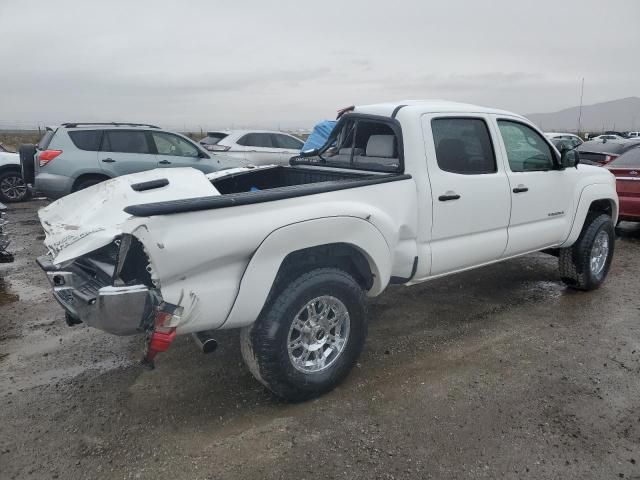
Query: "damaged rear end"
36 168 220 365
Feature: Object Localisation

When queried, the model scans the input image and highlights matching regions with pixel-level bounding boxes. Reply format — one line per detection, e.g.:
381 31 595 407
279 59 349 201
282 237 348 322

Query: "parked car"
606 148 640 223
0 147 30 203
627 131 640 139
21 122 239 200
0 202 13 263
37 100 618 401
592 134 626 141
544 132 583 148
199 130 304 166
576 139 640 165
0 143 14 153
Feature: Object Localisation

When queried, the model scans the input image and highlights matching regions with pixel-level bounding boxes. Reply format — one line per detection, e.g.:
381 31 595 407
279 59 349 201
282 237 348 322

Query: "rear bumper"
34 173 74 199
37 255 154 335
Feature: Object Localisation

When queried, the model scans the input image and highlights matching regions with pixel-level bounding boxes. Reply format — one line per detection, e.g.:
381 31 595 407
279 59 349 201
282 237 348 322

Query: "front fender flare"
222 216 392 329
560 183 618 247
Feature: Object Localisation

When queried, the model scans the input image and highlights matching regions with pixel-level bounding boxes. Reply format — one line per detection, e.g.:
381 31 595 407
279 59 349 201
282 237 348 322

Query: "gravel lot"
1 199 640 480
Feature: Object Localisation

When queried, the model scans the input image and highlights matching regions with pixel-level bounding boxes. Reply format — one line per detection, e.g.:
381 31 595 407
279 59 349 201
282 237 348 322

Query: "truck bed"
124 166 410 217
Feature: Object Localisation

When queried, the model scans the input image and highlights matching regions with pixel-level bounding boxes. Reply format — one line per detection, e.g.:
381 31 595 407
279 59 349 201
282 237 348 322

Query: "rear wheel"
241 268 367 402
559 213 614 290
0 170 30 203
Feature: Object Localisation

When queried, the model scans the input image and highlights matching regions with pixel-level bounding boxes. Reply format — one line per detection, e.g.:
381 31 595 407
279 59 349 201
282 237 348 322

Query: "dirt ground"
1 200 639 480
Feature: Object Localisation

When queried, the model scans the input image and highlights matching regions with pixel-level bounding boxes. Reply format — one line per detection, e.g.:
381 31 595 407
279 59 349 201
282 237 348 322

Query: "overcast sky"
1 0 638 130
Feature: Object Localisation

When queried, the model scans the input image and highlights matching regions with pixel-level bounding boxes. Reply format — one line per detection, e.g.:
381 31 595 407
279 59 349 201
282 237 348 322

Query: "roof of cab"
353 100 520 119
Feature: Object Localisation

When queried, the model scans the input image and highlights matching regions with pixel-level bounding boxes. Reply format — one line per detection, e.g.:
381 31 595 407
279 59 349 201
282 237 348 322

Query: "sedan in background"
199 130 304 166
606 148 640 223
544 132 583 148
577 139 640 165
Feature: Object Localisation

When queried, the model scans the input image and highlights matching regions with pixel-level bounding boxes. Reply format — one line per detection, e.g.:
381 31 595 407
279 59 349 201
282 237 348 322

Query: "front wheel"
0 170 30 203
559 213 615 290
241 268 367 402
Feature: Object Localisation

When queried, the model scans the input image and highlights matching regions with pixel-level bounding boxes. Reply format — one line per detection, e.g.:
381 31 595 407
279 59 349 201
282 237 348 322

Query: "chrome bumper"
37 255 154 335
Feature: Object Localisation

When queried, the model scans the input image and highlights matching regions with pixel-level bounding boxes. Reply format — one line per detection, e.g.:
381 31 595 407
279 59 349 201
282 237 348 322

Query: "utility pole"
577 78 585 134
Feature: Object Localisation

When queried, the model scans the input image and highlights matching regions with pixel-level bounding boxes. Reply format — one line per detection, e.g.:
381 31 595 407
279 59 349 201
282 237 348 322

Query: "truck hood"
39 168 222 265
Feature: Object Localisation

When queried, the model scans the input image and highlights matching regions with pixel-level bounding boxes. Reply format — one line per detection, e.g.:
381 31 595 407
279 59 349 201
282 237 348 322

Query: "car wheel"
0 170 30 203
240 267 367 402
559 213 614 291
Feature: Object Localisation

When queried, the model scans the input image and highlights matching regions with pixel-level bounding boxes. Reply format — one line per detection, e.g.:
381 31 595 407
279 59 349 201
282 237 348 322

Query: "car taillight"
39 149 63 167
603 154 618 164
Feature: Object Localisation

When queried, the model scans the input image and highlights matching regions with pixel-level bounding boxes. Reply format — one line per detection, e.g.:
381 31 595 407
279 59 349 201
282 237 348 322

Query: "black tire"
559 213 614 291
73 177 106 192
0 169 31 203
19 144 36 184
240 268 367 402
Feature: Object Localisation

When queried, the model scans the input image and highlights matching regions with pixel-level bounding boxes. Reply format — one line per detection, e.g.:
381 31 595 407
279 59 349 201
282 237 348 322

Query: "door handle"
158 160 172 165
513 186 529 193
101 158 115 163
438 193 461 201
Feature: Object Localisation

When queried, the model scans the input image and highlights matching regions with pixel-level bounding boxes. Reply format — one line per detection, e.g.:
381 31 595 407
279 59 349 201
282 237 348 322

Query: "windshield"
292 115 403 173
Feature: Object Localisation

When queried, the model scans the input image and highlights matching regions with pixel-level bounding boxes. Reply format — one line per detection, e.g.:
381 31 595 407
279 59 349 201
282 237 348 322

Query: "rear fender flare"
222 216 392 329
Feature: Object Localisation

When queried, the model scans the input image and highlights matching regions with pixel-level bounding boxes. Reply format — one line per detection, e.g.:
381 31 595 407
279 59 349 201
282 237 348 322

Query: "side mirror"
560 147 580 168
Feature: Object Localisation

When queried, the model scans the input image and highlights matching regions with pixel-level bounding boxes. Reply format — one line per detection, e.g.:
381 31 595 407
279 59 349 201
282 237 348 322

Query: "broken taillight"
205 144 231 152
38 149 63 167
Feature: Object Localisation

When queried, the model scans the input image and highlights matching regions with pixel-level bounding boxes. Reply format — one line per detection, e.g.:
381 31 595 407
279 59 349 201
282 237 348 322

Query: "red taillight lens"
603 154 618 164
38 150 63 167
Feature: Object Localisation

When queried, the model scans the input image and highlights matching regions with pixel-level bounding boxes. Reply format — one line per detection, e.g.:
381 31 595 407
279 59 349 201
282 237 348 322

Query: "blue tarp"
302 120 336 152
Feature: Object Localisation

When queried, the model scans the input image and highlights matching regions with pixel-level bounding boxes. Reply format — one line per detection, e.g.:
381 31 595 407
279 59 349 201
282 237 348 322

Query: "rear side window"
237 133 274 148
272 134 303 150
431 118 496 174
37 129 55 150
68 130 102 151
609 147 640 167
102 131 151 154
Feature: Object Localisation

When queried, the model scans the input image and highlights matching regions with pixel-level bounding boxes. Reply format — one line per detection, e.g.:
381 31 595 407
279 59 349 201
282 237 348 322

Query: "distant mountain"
526 97 640 133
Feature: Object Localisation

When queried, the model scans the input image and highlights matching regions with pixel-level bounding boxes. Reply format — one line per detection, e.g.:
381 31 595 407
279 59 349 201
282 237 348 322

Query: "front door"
422 114 511 276
150 131 213 172
495 118 577 256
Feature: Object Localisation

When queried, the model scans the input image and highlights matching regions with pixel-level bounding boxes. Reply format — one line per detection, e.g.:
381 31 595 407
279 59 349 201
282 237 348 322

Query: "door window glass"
431 118 496 174
103 131 151 154
498 121 555 172
152 132 199 157
272 134 303 150
237 133 274 148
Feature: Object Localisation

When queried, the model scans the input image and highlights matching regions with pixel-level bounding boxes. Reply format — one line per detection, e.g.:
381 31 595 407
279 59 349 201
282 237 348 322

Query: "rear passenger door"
236 133 285 165
99 130 156 176
422 114 511 275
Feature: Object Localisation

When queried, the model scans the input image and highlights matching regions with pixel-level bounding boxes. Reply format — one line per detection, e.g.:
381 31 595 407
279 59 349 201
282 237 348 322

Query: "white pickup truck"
38 100 618 401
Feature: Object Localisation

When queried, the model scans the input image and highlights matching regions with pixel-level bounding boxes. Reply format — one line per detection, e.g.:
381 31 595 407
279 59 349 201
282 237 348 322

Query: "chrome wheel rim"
590 230 609 276
0 175 27 201
287 295 350 373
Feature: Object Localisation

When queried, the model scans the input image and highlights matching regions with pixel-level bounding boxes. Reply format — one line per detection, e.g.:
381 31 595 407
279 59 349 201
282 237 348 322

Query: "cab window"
498 120 556 172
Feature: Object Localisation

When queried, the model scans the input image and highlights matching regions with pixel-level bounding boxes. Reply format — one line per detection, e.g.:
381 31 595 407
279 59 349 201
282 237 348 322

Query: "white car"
199 130 304 166
592 134 625 141
627 131 640 138
0 146 29 203
38 100 618 401
544 132 583 148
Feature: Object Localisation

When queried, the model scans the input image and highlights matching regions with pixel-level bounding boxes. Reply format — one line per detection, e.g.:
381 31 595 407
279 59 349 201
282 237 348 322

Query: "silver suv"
22 123 237 199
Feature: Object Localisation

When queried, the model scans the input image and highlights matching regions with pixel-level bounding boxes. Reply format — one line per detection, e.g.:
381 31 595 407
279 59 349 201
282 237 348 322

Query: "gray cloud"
0 0 638 130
